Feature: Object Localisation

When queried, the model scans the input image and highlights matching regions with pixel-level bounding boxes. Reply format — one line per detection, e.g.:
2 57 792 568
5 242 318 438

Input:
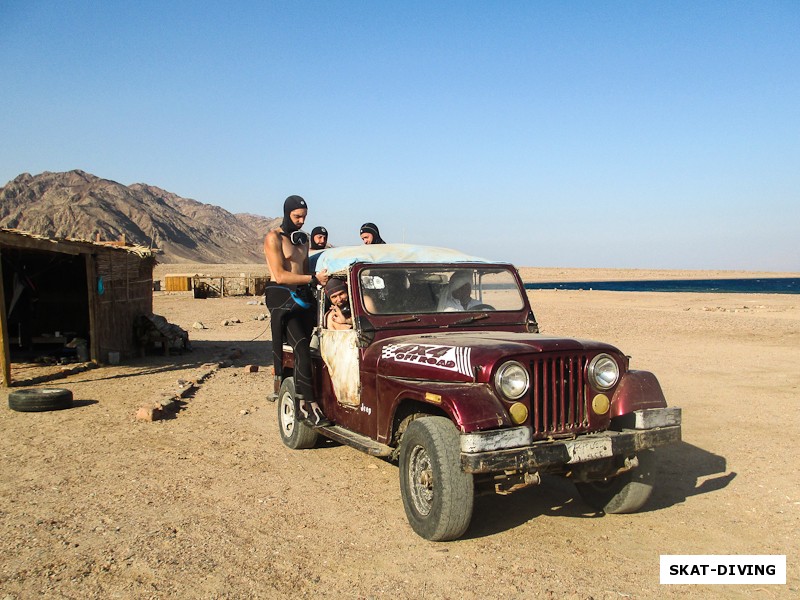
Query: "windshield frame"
353 262 527 318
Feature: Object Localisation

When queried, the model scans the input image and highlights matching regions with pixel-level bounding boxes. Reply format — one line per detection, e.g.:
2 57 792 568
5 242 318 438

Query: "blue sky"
1 1 798 270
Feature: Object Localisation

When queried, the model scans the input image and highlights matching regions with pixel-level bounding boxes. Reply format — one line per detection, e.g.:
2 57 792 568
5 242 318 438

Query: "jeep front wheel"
575 450 657 514
276 377 318 450
399 416 474 541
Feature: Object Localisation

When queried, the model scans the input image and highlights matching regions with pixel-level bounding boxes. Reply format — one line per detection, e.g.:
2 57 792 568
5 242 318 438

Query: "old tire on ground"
575 450 657 514
399 416 474 541
276 377 318 450
8 388 73 412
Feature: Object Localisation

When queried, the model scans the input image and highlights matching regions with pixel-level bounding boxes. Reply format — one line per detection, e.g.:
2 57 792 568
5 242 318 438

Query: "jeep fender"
610 370 667 418
378 377 512 438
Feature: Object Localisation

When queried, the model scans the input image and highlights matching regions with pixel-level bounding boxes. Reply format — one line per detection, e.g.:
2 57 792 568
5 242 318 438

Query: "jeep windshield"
358 266 525 315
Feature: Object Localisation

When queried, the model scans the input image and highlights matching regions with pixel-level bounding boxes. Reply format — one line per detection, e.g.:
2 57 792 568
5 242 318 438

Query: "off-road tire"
399 416 474 541
575 450 657 514
276 378 318 450
8 388 73 412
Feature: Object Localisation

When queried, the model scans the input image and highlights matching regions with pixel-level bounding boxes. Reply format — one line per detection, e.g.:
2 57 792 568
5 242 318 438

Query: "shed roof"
0 228 157 258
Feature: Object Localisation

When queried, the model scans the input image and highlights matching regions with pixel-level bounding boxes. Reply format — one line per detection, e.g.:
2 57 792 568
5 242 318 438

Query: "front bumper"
460 407 681 474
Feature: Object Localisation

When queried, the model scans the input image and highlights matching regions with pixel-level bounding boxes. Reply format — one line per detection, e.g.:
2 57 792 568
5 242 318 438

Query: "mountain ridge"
0 170 279 263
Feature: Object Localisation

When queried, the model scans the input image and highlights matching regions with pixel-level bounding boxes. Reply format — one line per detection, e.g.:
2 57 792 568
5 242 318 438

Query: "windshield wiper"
449 313 490 326
387 315 420 324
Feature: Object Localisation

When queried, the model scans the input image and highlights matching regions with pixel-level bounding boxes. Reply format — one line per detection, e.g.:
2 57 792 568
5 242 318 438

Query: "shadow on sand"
9 339 276 386
463 440 733 539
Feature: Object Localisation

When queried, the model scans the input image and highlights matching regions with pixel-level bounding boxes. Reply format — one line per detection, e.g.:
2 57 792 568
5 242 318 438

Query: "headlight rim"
494 360 530 401
588 353 620 390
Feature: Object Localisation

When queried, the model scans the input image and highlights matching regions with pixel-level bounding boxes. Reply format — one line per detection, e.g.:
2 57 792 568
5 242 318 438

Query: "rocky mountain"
0 170 280 263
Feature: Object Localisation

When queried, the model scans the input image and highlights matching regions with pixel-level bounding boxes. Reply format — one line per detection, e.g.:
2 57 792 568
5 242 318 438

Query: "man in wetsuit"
310 226 330 250
264 195 330 425
359 222 386 244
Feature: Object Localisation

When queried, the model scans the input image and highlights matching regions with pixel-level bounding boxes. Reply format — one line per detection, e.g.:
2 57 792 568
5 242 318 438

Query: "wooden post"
85 253 99 363
0 250 11 386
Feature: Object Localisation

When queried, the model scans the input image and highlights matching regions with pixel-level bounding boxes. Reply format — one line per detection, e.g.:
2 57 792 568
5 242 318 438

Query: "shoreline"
154 262 800 284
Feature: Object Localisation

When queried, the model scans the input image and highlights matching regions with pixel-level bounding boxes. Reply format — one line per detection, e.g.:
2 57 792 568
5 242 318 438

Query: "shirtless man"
264 195 330 425
323 279 353 331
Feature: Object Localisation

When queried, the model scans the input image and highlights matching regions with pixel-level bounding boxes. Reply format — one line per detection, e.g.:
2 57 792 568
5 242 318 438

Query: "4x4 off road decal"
381 343 472 377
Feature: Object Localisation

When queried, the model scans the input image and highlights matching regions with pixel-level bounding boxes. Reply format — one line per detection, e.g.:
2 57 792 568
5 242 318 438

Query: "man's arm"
327 306 352 330
306 252 330 286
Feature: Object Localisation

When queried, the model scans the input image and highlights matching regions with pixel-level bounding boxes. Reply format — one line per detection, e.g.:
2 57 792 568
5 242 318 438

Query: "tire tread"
399 416 474 541
8 388 73 412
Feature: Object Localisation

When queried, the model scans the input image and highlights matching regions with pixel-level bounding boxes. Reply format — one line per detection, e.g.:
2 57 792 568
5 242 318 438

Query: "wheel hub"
279 393 295 436
409 445 434 516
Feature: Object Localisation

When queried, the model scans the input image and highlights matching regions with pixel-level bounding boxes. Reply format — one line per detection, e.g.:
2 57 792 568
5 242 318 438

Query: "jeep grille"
530 355 589 437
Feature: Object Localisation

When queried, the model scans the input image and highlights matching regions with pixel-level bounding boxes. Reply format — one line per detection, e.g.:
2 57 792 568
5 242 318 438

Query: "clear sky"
1 1 798 270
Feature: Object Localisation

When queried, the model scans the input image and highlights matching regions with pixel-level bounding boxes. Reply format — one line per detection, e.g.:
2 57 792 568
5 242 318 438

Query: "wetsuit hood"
310 226 328 249
281 195 307 234
360 222 386 244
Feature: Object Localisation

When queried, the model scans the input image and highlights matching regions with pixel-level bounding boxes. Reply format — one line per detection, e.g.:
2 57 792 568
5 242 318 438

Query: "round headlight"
588 354 619 390
494 361 529 400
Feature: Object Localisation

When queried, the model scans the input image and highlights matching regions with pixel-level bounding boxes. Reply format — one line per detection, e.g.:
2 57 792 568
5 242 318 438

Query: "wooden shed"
0 229 157 386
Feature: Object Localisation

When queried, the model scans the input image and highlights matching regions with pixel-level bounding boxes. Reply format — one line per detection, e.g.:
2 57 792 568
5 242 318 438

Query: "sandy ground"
1 266 798 599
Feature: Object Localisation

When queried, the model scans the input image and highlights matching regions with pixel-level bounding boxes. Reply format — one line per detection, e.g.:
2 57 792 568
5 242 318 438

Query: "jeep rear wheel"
575 450 657 514
276 378 318 450
399 416 474 541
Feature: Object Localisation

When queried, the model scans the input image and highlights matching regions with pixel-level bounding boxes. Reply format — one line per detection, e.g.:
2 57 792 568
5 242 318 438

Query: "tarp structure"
310 244 493 275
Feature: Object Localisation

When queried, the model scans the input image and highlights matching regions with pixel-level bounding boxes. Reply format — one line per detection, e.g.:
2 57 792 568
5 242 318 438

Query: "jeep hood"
366 331 620 382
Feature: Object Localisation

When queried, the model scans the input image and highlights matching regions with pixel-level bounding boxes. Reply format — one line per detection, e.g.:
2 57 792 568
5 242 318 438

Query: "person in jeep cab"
324 278 353 330
264 195 330 426
441 270 482 311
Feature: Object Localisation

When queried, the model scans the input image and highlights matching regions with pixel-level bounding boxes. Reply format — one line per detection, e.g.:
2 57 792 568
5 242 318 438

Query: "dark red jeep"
275 245 681 541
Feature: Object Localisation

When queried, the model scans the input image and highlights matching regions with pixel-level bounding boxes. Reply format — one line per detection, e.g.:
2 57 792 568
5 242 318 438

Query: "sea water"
524 278 800 294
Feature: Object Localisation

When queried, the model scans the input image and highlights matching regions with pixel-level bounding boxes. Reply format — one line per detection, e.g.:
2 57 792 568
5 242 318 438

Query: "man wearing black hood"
310 226 330 250
360 222 386 245
264 195 330 425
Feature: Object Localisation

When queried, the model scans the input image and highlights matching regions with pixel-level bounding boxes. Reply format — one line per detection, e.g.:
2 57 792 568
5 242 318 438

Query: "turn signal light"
592 394 610 415
509 402 528 424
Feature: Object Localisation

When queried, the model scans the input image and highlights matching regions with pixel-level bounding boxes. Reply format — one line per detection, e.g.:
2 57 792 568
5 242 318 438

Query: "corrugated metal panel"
164 276 192 291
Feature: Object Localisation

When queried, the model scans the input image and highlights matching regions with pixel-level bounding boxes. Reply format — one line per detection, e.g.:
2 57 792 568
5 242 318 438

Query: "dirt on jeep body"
1 273 798 599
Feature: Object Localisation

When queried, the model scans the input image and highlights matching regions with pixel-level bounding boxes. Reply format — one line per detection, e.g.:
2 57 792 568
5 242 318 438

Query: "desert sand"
1 265 798 599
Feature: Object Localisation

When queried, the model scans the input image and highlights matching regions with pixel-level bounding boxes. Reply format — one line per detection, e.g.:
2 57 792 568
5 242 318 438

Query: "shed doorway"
2 248 90 362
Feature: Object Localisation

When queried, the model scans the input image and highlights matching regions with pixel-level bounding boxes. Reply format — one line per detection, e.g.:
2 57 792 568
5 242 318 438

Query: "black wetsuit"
265 284 316 400
267 195 317 400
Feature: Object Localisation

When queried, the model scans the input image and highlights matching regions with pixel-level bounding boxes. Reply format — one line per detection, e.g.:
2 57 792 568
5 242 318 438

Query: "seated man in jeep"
440 270 483 311
324 278 353 330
